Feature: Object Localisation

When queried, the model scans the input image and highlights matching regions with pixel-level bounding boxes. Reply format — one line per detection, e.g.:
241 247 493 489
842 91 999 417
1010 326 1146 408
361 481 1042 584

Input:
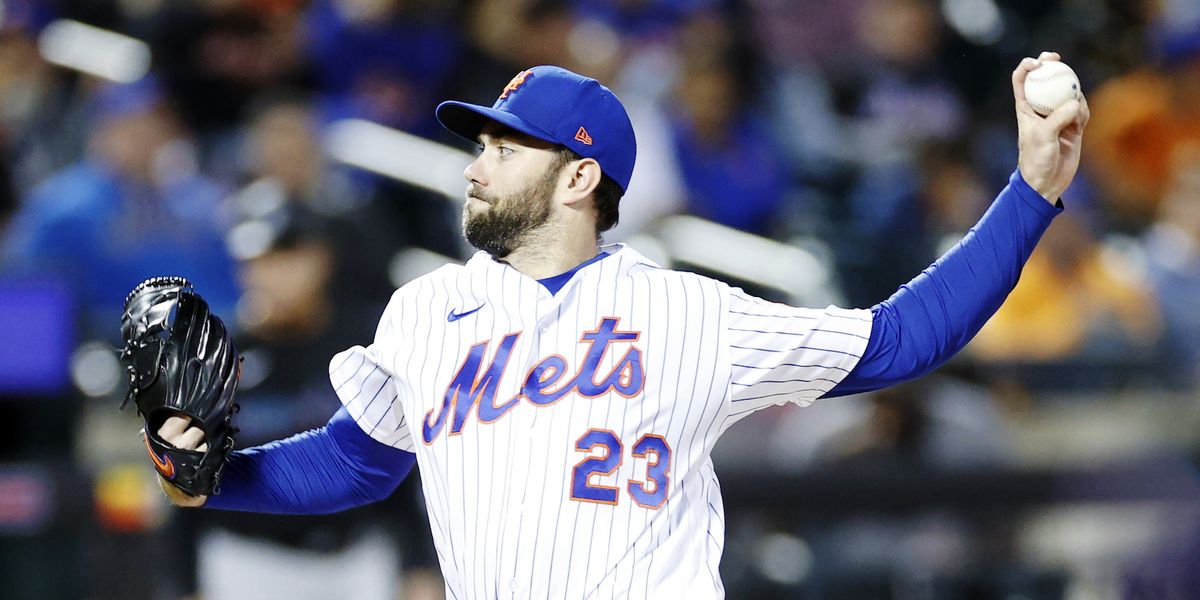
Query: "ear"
561 158 603 206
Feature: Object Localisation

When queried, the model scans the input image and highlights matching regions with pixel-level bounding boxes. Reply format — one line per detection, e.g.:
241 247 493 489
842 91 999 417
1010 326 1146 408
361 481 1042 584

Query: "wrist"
1010 170 1066 216
159 477 208 507
1016 169 1059 205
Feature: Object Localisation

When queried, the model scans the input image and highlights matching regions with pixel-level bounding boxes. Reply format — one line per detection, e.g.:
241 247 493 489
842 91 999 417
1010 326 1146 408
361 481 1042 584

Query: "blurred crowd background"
1 0 1199 598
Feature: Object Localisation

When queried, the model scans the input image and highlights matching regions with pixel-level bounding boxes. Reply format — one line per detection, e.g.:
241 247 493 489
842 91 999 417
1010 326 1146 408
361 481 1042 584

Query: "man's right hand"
154 415 209 507
1012 51 1090 202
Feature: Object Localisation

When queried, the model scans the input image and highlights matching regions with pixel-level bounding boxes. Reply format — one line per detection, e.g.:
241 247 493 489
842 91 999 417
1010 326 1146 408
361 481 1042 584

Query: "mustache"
466 186 492 203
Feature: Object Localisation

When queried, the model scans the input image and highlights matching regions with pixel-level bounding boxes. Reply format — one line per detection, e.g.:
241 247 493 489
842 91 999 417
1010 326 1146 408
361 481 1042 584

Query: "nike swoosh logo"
143 432 177 480
448 304 485 322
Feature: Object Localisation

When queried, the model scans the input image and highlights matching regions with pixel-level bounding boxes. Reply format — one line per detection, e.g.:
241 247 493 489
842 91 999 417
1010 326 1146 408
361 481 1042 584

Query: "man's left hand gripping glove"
119 277 241 497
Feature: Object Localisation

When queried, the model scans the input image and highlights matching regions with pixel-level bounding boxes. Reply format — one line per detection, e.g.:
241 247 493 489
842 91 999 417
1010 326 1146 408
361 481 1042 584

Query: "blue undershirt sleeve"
826 169 1063 398
203 406 417 514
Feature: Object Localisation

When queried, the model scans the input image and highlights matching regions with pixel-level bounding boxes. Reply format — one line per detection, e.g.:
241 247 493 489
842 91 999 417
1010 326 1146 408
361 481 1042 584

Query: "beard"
462 167 558 258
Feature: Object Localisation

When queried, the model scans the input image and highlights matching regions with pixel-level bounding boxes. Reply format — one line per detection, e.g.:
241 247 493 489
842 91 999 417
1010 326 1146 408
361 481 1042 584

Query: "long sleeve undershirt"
204 406 415 513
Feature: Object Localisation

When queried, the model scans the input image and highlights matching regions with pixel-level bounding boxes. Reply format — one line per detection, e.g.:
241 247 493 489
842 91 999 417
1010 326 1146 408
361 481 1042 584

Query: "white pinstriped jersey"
329 243 871 599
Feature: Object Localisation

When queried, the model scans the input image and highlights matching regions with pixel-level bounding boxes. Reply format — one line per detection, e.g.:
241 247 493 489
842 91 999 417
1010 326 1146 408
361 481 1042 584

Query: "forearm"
204 407 416 514
827 169 1061 397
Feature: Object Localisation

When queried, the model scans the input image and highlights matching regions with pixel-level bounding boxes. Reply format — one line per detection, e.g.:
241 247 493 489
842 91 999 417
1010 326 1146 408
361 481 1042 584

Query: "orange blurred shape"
94 464 166 533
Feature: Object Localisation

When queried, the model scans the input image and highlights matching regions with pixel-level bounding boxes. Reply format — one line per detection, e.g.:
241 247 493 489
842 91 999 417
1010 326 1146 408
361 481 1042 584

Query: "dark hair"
554 147 624 236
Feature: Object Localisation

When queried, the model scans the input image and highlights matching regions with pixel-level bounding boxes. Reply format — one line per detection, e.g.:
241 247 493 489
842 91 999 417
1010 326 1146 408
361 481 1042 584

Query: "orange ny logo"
500 70 534 99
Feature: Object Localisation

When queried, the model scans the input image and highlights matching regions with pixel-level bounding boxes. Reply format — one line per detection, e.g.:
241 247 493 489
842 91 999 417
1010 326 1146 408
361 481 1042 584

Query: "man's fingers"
1077 94 1091 128
153 415 206 451
1044 99 1082 133
1037 51 1061 62
157 415 191 440
177 426 206 450
1012 57 1043 114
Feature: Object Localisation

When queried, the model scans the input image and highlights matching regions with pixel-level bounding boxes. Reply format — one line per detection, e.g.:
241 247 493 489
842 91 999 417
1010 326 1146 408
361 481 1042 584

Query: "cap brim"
436 101 557 146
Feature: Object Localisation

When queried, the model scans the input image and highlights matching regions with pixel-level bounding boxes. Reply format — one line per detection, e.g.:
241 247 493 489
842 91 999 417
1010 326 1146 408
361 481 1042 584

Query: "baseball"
1023 60 1081 116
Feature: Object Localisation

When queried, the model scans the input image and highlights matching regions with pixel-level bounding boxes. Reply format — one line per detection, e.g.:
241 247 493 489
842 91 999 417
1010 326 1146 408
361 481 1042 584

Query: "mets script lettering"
423 317 644 444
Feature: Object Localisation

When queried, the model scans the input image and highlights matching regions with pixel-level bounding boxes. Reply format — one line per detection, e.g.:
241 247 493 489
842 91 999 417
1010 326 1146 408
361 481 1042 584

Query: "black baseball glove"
119 276 241 497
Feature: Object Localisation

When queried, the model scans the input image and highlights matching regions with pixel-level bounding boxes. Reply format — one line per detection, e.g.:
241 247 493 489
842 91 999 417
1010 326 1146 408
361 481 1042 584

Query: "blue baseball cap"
436 65 637 192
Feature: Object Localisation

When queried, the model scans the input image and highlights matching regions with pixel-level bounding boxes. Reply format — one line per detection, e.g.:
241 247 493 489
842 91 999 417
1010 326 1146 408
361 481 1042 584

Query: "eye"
497 145 514 157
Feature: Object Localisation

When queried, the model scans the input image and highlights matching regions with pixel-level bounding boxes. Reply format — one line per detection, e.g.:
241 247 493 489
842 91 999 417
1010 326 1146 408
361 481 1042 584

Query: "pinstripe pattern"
326 244 870 598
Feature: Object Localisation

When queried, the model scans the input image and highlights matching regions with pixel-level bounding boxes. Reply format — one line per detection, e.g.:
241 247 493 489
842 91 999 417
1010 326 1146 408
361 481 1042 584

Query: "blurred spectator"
1144 144 1200 387
147 0 311 150
814 378 1010 469
968 211 1162 364
750 0 867 67
827 0 970 303
1124 513 1200 600
227 97 460 316
189 212 442 600
666 11 790 235
182 96 446 600
838 138 994 304
570 0 711 38
0 77 239 331
764 376 1012 472
765 62 851 188
1086 23 1200 230
915 140 995 250
845 0 965 167
467 0 590 77
305 0 463 137
0 15 84 192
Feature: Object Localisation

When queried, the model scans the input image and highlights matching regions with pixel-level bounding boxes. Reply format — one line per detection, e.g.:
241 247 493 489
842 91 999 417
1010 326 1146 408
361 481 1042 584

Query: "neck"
499 220 599 280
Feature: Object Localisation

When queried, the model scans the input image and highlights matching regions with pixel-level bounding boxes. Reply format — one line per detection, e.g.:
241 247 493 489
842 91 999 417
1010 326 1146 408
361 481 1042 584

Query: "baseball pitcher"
123 53 1087 598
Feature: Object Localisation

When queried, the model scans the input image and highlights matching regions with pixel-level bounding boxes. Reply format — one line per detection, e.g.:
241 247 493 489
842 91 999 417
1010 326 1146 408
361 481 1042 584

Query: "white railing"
323 119 841 305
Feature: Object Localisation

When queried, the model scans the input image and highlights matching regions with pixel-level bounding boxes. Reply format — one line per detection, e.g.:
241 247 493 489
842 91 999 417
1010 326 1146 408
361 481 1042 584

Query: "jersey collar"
466 243 659 293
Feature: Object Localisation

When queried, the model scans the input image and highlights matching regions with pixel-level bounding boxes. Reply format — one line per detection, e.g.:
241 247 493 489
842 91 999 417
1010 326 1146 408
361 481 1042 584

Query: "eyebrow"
478 124 537 145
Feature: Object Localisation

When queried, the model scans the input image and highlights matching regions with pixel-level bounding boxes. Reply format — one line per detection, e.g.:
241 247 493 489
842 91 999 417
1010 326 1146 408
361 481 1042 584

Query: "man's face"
462 123 565 257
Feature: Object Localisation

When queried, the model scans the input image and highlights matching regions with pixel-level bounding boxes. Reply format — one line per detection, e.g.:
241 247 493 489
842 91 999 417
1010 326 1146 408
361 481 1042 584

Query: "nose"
464 154 486 187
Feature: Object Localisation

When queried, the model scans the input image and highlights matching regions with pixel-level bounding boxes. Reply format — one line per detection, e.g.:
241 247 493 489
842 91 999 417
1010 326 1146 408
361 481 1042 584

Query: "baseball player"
149 53 1087 598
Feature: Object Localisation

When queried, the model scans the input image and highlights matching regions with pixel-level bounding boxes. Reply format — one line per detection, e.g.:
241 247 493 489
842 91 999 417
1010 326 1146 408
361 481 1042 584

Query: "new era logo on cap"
435 65 637 191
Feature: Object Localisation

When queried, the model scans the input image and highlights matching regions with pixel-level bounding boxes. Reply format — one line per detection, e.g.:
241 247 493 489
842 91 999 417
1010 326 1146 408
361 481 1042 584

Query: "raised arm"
828 52 1090 396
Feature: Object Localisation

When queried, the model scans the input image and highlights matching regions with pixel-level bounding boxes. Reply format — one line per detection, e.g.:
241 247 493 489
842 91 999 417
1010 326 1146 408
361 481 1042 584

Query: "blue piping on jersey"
537 251 611 295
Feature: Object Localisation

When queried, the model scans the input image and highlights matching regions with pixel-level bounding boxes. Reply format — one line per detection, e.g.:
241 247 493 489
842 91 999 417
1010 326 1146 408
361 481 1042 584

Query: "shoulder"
384 262 465 308
607 244 725 288
372 262 464 338
625 261 729 297
618 263 731 316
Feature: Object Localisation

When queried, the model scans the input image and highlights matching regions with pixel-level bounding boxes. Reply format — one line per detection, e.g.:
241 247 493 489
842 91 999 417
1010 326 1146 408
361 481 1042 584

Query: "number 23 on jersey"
571 428 672 509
